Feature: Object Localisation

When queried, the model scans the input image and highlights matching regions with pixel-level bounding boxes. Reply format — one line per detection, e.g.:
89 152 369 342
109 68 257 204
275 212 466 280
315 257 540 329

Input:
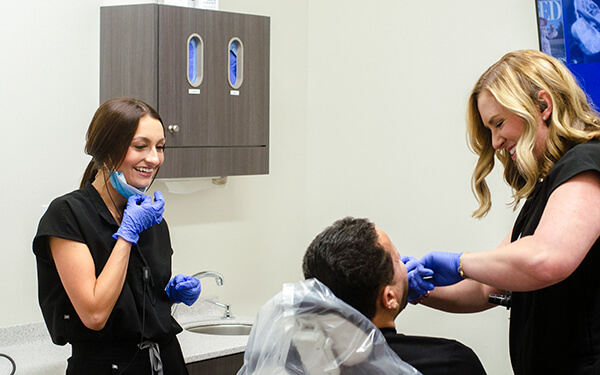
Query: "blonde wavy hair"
467 49 600 218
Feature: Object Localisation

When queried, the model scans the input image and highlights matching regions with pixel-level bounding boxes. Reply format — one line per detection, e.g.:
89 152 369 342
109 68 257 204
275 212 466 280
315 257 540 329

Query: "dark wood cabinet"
100 4 269 178
187 352 244 375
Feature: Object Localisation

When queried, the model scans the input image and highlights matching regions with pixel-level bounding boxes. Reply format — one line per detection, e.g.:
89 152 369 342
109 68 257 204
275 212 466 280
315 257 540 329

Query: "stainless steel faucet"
205 299 235 320
191 271 224 286
171 271 224 316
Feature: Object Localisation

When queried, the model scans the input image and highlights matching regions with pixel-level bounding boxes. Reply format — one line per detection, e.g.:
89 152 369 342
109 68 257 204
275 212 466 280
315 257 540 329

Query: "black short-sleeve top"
509 140 600 374
33 183 182 345
380 328 487 375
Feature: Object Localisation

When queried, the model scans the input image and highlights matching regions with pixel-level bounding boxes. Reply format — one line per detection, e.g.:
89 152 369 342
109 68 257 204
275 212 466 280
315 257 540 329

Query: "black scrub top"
380 328 487 375
33 183 182 346
509 140 600 374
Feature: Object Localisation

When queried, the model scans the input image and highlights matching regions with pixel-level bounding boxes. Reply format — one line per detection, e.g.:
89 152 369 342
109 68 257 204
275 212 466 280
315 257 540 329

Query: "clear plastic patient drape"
237 278 421 375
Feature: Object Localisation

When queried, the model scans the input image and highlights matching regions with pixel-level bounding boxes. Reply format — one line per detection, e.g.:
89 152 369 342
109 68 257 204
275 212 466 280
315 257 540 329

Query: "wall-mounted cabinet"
100 4 270 178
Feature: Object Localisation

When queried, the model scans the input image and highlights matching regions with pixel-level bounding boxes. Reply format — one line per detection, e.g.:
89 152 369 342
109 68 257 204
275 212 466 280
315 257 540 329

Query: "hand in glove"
166 274 202 306
402 255 435 302
419 251 464 287
112 191 165 245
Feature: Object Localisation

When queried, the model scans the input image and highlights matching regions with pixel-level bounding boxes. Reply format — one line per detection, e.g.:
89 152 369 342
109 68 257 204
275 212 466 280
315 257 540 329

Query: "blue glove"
166 274 201 306
402 255 435 302
419 251 464 287
112 191 165 245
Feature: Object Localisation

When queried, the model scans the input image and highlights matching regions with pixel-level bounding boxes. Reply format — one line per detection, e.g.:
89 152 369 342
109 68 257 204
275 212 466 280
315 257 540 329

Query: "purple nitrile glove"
419 251 464 287
402 255 435 302
112 191 165 245
166 274 202 306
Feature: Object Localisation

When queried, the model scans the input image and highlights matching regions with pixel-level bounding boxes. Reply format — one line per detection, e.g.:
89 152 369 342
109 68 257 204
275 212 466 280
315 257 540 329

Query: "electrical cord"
116 246 153 375
0 353 16 375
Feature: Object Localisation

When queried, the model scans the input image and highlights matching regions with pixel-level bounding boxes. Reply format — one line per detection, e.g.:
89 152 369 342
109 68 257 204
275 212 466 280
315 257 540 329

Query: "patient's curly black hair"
302 217 394 320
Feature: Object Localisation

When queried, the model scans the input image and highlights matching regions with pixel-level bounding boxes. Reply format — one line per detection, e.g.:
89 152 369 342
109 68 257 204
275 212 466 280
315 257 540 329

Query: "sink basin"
186 323 253 336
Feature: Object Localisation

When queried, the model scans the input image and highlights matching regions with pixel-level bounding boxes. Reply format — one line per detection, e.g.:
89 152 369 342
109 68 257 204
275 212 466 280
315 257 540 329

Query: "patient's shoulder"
381 331 487 375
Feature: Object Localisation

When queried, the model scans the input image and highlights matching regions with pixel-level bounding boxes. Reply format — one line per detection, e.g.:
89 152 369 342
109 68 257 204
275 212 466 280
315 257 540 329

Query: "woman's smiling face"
477 89 549 163
118 115 165 188
478 89 525 161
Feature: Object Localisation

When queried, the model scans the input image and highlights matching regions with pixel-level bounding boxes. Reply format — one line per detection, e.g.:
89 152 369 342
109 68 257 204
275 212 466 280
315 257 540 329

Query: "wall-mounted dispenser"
228 37 243 89
187 33 204 88
100 4 270 179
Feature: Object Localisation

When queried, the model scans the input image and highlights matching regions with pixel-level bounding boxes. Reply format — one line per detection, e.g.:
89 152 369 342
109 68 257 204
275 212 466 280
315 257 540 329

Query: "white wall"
0 1 539 373
1 0 102 322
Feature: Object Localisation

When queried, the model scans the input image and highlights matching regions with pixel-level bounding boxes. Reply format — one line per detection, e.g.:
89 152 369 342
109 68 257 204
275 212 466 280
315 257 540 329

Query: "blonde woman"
404 50 600 374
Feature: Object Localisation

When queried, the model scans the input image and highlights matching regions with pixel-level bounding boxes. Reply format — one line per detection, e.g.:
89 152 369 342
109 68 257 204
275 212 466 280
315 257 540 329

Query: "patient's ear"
381 285 399 310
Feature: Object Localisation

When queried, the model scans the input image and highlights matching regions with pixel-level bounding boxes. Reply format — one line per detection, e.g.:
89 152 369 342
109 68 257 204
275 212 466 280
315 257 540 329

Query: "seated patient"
302 217 487 375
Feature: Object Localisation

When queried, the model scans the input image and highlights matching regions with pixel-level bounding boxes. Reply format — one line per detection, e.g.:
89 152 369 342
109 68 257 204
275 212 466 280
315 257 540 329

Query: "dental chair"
237 279 420 375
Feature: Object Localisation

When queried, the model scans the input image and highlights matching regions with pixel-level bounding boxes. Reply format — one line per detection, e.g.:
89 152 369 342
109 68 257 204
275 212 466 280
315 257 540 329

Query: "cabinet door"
158 5 216 147
186 352 244 375
100 5 159 107
158 7 269 148
219 11 270 147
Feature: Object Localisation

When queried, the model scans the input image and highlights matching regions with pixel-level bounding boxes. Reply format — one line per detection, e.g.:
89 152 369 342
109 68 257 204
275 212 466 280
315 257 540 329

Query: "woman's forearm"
420 279 503 313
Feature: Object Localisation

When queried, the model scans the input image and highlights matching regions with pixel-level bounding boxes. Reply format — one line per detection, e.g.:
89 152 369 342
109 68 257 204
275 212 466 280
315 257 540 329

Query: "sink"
186 323 253 336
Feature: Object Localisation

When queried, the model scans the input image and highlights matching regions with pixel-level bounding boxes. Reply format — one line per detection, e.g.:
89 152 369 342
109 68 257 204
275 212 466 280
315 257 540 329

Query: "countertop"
0 298 252 375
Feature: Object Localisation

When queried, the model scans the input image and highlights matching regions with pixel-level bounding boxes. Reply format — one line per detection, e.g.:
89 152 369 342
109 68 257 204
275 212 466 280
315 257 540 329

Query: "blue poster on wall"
537 0 600 107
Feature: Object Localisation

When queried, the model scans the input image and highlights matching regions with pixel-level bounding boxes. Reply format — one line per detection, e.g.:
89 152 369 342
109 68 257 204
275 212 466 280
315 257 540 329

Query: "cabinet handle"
168 124 180 133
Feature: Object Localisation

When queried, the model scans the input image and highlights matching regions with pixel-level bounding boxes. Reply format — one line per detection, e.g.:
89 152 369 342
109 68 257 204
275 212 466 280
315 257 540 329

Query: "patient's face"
375 228 409 312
